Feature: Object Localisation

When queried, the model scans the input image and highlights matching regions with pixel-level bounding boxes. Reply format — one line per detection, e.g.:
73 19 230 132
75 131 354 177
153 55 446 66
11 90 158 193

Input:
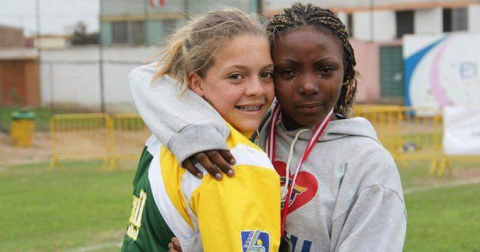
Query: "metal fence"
49 113 113 171
49 107 479 175
49 113 149 171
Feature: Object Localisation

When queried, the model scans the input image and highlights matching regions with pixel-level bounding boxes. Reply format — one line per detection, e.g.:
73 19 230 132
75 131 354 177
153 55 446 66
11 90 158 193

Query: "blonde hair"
154 9 267 94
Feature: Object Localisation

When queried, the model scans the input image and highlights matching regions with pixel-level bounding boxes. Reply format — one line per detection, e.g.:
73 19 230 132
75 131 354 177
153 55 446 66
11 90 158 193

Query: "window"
453 8 468 31
396 10 414 38
162 19 177 38
132 21 144 45
444 7 468 32
347 14 354 37
111 21 145 45
443 8 452 32
112 22 128 44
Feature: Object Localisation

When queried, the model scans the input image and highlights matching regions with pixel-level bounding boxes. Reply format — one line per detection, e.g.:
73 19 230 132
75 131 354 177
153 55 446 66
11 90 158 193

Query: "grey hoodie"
129 64 407 252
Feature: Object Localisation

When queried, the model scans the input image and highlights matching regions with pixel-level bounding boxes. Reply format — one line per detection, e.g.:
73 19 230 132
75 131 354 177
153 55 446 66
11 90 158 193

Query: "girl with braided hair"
130 3 406 252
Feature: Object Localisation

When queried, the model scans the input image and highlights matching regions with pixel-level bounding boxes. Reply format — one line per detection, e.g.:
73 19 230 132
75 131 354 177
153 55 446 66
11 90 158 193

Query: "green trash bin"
11 111 36 147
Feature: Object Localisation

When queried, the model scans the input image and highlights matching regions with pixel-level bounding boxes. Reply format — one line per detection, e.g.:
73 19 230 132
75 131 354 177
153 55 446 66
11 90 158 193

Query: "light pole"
184 0 190 18
370 0 374 42
35 0 46 111
98 0 106 112
144 0 149 45
257 0 263 16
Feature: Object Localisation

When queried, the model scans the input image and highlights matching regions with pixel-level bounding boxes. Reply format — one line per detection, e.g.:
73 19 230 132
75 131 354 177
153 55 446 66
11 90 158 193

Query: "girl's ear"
187 72 205 97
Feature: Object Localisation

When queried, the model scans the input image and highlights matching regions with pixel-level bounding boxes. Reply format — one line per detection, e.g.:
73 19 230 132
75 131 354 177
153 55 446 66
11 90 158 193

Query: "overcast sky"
0 0 99 36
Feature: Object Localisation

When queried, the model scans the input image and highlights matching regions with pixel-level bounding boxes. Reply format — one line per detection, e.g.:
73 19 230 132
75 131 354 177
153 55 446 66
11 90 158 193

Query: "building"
100 0 258 46
28 35 69 50
0 24 40 107
0 49 40 107
264 0 480 41
263 0 480 104
0 24 25 48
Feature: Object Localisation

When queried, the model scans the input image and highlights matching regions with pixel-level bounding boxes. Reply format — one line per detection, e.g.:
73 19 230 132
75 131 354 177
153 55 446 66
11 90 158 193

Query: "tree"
69 21 99 45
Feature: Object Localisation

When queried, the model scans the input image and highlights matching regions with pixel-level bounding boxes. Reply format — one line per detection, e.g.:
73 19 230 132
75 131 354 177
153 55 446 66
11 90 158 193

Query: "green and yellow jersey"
121 124 281 252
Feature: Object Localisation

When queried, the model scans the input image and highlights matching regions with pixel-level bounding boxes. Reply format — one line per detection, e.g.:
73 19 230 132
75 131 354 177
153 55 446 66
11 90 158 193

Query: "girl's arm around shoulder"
129 63 230 165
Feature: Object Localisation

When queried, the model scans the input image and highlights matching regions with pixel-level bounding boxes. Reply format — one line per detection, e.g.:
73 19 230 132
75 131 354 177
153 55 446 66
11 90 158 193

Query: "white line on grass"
404 178 480 194
66 242 122 252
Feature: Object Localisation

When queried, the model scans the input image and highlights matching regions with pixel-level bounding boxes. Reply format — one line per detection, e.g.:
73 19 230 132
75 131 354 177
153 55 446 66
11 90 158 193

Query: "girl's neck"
280 110 338 131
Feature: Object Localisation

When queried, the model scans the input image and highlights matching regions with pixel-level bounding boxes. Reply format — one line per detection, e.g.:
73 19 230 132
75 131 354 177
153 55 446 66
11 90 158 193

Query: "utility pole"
144 0 149 46
35 0 41 53
184 0 190 18
370 0 374 42
36 0 46 111
98 0 106 112
257 0 263 16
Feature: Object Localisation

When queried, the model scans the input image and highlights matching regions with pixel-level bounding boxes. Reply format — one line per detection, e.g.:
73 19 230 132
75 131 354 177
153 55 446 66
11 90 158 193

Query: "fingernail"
215 173 222 180
230 159 236 165
171 238 175 242
228 169 234 176
197 173 203 179
168 243 172 248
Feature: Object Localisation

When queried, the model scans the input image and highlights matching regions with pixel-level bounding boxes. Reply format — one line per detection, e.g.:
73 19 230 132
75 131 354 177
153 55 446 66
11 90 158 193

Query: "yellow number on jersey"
126 190 147 240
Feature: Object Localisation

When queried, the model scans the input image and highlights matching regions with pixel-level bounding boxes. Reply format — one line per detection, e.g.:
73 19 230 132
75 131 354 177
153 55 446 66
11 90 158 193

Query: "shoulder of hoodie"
128 62 176 86
326 117 404 199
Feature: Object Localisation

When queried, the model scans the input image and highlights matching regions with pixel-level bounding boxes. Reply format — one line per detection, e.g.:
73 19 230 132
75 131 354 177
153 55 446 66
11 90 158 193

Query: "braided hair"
266 3 357 117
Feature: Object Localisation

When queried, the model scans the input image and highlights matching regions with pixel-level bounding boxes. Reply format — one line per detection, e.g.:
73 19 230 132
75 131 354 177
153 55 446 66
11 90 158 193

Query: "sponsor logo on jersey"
241 230 270 252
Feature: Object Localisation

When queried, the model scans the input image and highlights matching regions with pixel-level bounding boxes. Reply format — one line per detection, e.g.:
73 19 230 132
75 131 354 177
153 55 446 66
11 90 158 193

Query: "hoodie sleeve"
129 64 230 164
330 185 406 252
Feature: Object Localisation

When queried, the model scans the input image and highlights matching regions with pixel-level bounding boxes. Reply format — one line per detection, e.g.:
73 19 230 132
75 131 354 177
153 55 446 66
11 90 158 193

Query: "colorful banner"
443 106 480 156
403 35 480 108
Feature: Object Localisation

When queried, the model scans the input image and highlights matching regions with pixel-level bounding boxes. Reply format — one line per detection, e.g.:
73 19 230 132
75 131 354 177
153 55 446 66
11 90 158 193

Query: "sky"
0 0 100 36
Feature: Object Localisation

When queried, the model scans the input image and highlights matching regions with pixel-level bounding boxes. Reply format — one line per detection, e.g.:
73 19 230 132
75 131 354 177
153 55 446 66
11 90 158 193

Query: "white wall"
353 10 396 42
468 4 480 33
40 46 162 112
414 7 442 35
337 11 348 26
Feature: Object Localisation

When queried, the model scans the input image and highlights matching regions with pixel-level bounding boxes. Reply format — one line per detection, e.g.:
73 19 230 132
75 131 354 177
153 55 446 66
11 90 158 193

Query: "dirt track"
0 132 52 167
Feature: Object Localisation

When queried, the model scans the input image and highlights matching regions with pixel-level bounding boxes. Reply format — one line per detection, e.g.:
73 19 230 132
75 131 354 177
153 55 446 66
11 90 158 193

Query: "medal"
279 236 293 252
266 103 333 239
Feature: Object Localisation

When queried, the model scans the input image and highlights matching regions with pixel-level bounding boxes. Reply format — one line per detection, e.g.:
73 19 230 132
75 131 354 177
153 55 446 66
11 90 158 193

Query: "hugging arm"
129 64 234 178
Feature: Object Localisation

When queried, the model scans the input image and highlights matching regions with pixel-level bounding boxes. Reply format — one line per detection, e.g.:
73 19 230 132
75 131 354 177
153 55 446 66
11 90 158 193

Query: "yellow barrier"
49 108 478 176
108 113 151 170
49 113 152 172
49 113 113 171
354 106 472 176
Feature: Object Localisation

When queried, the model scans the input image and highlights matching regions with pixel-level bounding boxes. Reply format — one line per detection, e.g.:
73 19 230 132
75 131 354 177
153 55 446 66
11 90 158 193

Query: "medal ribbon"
266 103 333 236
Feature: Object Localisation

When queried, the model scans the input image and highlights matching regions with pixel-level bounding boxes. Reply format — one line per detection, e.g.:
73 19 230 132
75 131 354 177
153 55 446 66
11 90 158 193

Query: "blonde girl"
122 9 281 252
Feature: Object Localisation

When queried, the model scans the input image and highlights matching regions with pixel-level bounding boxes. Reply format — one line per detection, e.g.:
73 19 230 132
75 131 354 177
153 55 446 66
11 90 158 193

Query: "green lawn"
0 159 479 252
404 183 480 252
0 161 135 252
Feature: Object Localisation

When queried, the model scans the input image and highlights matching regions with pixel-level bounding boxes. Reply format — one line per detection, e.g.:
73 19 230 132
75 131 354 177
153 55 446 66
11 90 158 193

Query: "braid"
267 3 358 117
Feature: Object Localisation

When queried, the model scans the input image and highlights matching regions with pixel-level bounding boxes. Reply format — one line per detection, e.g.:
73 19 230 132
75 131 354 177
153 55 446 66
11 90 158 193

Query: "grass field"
1 160 479 252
